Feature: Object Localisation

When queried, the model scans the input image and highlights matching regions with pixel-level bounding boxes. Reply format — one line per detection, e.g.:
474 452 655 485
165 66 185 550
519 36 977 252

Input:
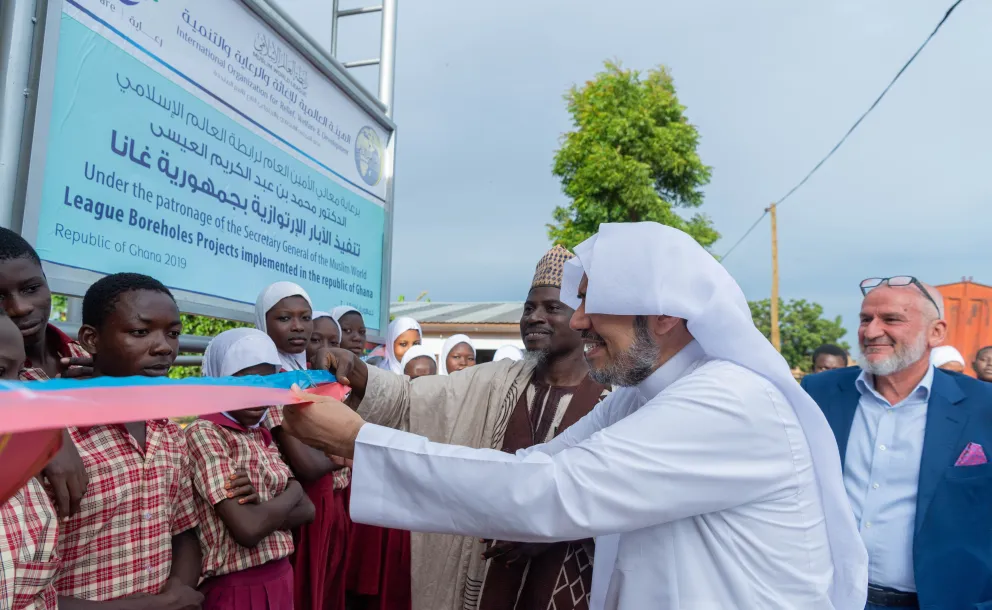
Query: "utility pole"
767 203 781 352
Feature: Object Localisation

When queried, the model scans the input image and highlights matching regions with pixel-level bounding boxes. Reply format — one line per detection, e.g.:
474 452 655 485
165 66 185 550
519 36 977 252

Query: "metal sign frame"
15 0 395 338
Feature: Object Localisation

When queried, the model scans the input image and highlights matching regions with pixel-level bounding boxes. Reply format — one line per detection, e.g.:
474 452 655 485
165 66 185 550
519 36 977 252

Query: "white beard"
859 332 928 377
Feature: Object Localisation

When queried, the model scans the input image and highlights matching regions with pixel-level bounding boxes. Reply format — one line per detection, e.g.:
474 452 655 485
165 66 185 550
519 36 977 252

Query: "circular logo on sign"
354 126 383 187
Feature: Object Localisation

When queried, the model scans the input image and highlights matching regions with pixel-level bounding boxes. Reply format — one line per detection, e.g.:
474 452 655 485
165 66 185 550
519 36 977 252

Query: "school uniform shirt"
53 421 198 600
18 324 89 381
0 478 59 610
185 416 296 577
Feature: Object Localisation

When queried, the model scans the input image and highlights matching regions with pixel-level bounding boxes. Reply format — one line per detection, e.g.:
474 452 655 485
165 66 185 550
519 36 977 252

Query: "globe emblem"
354 126 383 187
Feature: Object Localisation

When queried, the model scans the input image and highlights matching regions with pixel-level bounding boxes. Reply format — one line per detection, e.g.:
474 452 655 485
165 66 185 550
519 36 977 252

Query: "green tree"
51 295 68 321
749 299 849 373
549 61 716 250
168 314 248 379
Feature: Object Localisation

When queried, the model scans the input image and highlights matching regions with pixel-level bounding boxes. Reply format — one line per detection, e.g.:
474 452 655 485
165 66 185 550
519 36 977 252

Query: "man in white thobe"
283 222 869 609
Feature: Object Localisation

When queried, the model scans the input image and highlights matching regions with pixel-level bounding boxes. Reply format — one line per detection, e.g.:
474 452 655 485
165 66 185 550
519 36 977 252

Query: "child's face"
81 290 181 377
404 356 436 380
445 342 476 373
0 315 26 380
265 296 312 355
307 317 340 361
393 329 421 362
338 312 366 356
0 256 52 348
230 363 279 427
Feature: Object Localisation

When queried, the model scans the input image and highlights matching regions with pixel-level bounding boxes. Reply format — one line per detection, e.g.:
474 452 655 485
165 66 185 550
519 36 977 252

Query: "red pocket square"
955 442 988 467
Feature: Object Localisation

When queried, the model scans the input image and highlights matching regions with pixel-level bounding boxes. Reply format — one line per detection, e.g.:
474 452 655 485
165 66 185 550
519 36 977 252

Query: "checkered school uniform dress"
53 422 198 600
0 478 59 609
185 418 296 577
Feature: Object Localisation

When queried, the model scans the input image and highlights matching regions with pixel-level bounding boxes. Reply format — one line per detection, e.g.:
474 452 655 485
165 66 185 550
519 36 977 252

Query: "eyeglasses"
859 276 941 315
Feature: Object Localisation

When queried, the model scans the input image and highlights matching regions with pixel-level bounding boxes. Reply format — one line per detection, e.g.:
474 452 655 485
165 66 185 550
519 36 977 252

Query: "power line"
719 0 966 261
718 210 767 262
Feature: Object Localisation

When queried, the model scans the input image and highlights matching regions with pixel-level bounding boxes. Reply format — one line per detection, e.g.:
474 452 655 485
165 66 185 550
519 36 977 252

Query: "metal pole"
330 0 339 57
378 0 397 117
767 203 781 352
0 0 40 229
65 296 83 325
339 6 382 17
343 58 380 69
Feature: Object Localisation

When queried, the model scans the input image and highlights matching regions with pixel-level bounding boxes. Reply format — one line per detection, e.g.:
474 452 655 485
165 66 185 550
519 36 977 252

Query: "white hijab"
313 311 342 340
437 334 475 376
399 344 437 374
561 222 868 610
203 328 282 378
493 345 524 362
331 306 360 322
379 317 423 374
255 281 313 371
202 328 282 426
931 345 965 367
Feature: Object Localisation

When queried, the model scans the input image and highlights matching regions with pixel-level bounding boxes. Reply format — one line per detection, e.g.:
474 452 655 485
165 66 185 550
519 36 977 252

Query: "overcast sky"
275 0 991 342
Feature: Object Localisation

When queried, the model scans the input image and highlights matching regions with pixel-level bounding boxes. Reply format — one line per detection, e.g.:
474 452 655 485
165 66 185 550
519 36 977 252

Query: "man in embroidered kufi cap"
296 245 609 610
287 223 869 609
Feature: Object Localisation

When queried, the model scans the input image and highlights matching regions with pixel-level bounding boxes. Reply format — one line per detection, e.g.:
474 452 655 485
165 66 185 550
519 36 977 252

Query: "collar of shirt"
636 339 706 402
202 412 273 446
22 323 80 368
855 364 935 407
76 420 168 435
221 411 267 428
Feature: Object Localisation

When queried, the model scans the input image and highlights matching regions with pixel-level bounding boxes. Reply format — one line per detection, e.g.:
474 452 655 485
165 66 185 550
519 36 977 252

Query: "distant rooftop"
390 301 523 325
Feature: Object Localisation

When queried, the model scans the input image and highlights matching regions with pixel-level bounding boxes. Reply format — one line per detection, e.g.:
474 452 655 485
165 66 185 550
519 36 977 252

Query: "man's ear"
647 315 684 338
77 324 99 355
927 319 948 348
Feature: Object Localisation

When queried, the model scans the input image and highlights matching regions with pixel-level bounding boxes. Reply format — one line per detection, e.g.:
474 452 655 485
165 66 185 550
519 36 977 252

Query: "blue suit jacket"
802 367 992 610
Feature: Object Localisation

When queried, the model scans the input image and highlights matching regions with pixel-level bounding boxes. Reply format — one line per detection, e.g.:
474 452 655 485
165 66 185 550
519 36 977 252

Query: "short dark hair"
83 273 174 328
976 346 992 360
0 227 41 265
812 344 848 363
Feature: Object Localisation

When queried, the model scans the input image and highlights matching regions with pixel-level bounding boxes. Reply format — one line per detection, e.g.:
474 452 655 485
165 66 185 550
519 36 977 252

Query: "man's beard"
524 348 548 367
587 316 660 387
859 332 928 377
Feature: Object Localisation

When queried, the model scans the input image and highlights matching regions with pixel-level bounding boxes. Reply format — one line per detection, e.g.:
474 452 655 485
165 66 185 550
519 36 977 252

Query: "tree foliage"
549 61 716 250
51 295 68 321
168 314 249 379
749 299 849 373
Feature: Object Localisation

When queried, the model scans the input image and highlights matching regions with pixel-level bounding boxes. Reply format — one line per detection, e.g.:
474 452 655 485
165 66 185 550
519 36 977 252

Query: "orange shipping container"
936 279 992 378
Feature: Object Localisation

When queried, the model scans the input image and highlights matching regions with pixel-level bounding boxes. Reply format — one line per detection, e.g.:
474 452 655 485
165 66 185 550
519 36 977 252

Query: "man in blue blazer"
802 276 992 610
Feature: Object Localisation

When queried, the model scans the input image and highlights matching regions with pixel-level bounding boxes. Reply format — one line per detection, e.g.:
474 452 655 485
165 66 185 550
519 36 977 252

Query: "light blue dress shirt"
844 365 934 593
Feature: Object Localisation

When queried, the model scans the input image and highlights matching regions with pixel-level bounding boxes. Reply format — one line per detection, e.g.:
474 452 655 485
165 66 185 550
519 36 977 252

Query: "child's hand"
225 469 259 505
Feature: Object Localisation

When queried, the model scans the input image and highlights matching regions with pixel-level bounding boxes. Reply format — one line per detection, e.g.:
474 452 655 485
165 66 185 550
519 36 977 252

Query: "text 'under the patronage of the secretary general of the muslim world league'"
53 118 374 304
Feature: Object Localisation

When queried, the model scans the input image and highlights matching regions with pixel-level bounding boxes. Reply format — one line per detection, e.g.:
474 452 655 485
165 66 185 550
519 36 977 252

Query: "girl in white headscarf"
931 345 966 372
202 327 282 378
400 345 437 379
307 311 342 363
258 300 352 610
437 334 476 375
189 328 313 609
331 306 367 357
492 345 524 362
378 317 423 374
255 282 314 372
